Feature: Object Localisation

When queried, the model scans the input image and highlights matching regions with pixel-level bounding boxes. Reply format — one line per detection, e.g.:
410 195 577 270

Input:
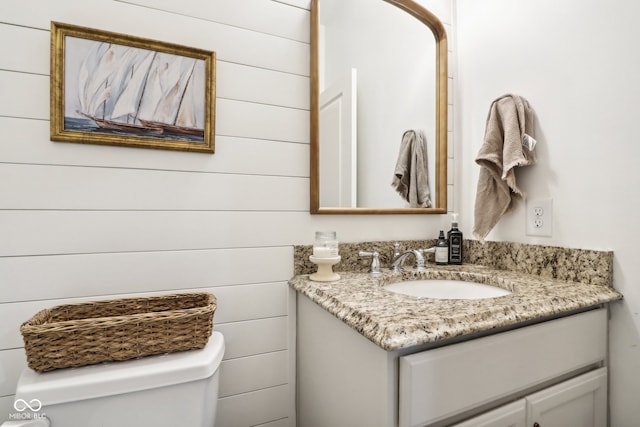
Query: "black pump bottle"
448 213 463 265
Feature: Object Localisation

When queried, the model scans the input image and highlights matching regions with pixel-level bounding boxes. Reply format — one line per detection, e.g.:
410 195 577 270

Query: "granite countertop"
289 263 623 351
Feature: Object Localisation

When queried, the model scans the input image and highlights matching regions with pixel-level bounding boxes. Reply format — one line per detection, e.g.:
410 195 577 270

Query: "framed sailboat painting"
50 22 216 153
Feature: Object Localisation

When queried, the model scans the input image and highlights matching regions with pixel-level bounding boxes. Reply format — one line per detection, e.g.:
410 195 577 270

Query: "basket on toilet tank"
20 292 217 372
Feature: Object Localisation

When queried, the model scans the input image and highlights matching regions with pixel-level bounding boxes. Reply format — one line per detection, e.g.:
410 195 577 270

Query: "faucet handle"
393 242 401 257
412 247 436 271
359 251 383 275
414 249 428 271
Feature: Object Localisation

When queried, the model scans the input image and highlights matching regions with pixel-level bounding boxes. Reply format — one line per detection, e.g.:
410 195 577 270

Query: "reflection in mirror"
310 0 448 214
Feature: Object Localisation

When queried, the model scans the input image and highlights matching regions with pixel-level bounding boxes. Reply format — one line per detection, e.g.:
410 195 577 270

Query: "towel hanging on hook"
473 94 537 241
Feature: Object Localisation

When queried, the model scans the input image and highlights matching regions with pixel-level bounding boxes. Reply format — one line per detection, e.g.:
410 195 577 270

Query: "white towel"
473 94 537 241
391 129 432 208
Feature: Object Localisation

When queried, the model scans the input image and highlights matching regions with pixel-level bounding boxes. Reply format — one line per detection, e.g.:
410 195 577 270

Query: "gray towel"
392 129 432 208
473 94 537 241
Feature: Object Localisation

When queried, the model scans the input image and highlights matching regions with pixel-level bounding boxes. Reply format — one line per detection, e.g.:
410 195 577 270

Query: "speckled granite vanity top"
289 240 623 351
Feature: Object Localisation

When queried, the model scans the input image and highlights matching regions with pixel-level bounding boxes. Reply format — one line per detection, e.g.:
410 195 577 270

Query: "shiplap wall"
0 0 311 426
0 0 453 426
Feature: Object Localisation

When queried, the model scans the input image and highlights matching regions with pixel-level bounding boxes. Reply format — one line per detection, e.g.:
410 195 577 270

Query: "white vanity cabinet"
452 368 607 427
398 306 607 426
296 295 609 427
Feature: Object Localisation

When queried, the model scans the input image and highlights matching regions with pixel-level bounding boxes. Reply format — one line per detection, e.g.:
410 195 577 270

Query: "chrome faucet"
391 242 427 272
359 251 383 275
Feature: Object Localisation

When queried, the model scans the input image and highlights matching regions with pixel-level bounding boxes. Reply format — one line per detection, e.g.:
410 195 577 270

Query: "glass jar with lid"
312 231 339 258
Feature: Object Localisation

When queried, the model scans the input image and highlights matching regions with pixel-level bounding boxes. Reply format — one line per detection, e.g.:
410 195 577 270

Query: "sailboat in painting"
137 57 204 137
73 41 205 140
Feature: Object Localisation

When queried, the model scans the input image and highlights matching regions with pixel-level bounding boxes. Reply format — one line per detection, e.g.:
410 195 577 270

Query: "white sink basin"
384 279 512 300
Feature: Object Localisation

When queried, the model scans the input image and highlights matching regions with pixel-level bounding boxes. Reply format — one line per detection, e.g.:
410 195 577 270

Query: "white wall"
0 0 453 426
455 0 640 424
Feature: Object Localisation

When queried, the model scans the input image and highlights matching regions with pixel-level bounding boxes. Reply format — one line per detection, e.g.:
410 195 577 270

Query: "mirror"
310 0 448 214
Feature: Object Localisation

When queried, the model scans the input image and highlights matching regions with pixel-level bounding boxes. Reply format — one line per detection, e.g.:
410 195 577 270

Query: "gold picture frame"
50 22 216 153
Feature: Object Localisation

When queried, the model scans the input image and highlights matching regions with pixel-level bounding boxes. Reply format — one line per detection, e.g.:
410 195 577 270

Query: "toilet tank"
12 331 225 427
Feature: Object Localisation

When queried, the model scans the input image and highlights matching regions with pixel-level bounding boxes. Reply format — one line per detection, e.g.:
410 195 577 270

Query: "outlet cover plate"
526 198 553 237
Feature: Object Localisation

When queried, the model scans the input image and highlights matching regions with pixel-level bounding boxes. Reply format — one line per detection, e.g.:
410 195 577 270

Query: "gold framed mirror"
310 0 448 214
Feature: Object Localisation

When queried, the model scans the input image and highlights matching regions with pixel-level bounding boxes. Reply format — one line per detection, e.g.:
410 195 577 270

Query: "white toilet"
4 331 225 427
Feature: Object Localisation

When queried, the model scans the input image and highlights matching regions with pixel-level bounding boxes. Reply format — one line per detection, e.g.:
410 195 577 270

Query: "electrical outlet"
526 198 552 237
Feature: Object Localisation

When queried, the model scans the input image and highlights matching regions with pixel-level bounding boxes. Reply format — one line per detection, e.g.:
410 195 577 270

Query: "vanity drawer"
398 308 607 427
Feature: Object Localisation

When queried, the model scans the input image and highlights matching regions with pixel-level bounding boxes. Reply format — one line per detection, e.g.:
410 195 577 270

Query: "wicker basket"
20 292 216 372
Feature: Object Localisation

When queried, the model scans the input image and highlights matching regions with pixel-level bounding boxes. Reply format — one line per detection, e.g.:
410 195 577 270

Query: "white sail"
77 42 109 114
90 86 112 116
136 57 163 122
137 54 183 123
86 44 117 117
102 46 141 120
153 56 188 124
152 57 195 124
153 80 182 124
158 54 185 94
174 60 198 128
110 50 156 121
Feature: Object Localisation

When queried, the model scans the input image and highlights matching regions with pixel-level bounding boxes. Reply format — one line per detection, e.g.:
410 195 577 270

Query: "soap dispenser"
435 230 448 265
447 213 463 265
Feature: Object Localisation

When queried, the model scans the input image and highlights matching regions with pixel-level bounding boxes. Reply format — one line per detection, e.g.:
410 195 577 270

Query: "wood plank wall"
0 0 453 425
0 0 311 425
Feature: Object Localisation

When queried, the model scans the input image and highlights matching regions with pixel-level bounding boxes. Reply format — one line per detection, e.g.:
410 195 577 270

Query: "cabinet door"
452 400 527 427
526 368 607 427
